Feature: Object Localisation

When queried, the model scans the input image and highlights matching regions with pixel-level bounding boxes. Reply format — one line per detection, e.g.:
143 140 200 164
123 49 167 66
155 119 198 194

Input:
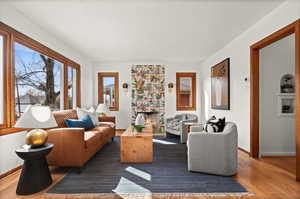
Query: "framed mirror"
176 73 196 111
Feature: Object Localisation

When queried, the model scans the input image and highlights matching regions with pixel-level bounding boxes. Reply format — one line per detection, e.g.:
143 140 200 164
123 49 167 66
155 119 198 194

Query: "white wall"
93 62 202 129
0 3 93 175
259 34 295 156
200 0 300 152
0 132 27 175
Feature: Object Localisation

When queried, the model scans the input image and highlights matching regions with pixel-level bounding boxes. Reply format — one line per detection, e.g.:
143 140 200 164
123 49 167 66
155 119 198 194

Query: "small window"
98 72 119 111
176 72 196 111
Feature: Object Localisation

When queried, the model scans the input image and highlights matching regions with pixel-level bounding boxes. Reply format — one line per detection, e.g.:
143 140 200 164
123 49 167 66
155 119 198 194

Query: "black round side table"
15 143 54 195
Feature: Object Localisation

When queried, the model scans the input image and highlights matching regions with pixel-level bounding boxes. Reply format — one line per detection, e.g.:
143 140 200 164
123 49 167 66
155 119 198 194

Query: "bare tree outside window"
14 42 63 118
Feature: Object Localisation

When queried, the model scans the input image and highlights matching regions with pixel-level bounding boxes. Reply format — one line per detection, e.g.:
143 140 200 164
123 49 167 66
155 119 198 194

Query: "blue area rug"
48 136 248 195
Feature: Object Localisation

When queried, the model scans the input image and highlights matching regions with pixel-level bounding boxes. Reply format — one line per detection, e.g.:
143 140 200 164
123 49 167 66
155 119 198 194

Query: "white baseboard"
260 152 296 157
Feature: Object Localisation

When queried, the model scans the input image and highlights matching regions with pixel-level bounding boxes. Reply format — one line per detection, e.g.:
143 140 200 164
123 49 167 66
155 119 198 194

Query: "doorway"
250 19 300 180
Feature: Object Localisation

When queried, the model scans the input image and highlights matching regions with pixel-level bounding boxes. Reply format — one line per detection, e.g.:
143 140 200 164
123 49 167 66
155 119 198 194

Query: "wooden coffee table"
120 126 153 163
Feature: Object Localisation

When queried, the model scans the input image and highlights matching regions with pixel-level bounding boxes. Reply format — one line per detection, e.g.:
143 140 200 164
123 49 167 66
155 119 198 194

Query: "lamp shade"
14 105 58 129
96 104 109 114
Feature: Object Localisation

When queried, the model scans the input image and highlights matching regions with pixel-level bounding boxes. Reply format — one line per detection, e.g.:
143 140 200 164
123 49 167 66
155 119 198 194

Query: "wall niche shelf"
277 93 295 117
277 74 295 117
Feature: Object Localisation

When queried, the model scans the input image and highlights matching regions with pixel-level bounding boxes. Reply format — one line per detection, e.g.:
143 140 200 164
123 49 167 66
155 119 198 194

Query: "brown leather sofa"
46 109 115 169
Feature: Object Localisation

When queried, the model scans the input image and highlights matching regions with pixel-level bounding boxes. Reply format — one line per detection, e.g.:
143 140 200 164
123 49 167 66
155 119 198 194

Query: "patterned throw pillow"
204 117 225 133
204 123 219 133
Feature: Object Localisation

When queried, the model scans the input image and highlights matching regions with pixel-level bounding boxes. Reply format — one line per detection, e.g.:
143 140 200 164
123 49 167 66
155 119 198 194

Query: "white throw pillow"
76 107 98 125
88 107 95 112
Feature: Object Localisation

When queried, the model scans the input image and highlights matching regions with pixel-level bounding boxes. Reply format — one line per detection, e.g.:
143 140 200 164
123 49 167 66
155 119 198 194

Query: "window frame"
0 30 9 129
98 72 119 111
64 65 81 109
0 22 81 135
176 72 196 111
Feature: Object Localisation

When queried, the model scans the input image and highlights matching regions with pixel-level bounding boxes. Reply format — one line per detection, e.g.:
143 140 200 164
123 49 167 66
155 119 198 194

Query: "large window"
176 72 196 111
98 72 119 111
0 22 81 133
15 42 64 118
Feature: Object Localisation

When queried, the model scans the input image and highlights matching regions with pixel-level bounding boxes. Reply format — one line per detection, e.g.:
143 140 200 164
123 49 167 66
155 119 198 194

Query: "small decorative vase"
135 113 145 126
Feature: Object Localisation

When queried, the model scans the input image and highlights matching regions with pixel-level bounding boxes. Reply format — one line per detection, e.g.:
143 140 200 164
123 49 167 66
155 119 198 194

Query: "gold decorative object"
25 129 48 148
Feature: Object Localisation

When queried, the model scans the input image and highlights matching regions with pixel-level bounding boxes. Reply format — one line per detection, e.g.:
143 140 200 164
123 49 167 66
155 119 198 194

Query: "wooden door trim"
250 19 300 181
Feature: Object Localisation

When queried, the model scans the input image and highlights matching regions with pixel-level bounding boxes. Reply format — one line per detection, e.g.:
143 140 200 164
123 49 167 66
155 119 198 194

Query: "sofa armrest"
166 117 175 122
190 125 204 132
95 122 115 128
98 116 115 124
183 118 198 123
47 128 86 167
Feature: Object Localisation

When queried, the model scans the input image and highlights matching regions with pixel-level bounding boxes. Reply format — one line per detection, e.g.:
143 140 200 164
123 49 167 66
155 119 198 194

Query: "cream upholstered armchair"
166 113 198 143
187 122 238 176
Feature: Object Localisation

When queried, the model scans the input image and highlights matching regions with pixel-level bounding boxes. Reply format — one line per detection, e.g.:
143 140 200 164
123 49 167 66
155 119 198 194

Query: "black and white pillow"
204 117 226 133
204 123 219 133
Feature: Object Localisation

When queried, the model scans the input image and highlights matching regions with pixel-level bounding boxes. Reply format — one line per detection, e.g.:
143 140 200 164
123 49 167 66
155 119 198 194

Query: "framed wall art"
211 58 230 110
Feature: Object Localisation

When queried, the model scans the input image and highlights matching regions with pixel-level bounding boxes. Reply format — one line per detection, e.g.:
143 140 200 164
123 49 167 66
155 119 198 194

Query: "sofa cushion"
84 126 113 148
92 126 112 134
93 126 114 139
53 109 78 128
84 131 102 149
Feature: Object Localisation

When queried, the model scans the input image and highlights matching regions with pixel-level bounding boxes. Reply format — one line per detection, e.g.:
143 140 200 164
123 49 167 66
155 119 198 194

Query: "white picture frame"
277 93 295 117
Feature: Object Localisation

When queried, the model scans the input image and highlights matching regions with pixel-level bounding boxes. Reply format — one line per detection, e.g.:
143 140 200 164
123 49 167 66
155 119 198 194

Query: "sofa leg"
76 167 82 174
111 137 114 142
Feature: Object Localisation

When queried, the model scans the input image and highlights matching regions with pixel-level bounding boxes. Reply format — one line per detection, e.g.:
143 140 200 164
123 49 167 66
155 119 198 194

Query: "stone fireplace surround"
131 65 165 133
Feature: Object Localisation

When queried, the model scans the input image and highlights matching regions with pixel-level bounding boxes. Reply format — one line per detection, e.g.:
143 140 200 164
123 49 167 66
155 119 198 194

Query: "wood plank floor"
0 150 299 199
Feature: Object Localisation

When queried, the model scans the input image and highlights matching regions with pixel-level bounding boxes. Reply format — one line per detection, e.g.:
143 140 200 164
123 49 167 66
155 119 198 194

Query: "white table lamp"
96 104 109 117
14 105 58 148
